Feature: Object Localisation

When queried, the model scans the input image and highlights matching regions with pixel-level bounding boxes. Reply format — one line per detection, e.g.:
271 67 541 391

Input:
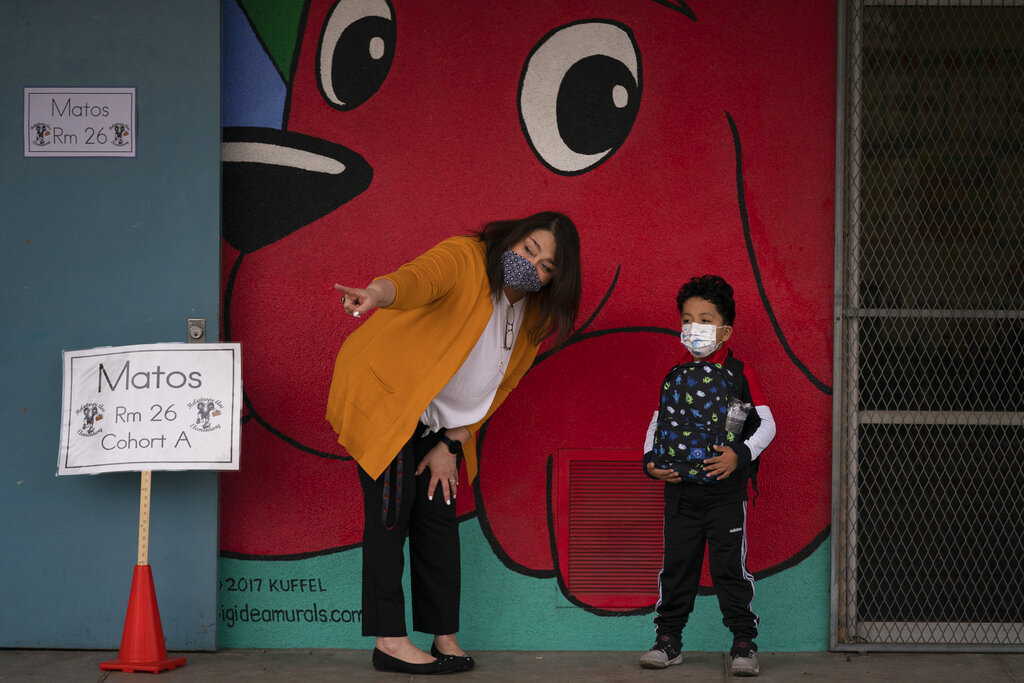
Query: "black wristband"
438 431 463 455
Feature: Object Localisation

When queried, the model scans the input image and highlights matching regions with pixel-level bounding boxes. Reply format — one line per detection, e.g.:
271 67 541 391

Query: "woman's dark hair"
676 274 736 326
478 211 582 348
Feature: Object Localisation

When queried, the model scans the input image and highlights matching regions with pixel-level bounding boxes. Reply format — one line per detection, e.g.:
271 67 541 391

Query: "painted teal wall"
218 522 830 651
0 1 221 649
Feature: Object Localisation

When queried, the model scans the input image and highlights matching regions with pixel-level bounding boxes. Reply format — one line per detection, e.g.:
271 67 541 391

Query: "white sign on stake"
58 343 242 475
25 87 136 157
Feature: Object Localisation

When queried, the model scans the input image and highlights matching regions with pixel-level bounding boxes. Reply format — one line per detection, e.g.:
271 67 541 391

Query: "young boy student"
639 275 776 677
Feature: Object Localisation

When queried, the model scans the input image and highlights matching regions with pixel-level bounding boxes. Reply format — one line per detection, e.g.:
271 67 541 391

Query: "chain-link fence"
833 0 1024 650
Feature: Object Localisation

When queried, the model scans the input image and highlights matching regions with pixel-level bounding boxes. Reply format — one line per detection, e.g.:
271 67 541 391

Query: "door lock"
187 318 206 343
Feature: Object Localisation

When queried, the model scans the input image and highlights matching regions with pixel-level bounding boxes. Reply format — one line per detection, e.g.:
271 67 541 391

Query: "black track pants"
654 488 758 642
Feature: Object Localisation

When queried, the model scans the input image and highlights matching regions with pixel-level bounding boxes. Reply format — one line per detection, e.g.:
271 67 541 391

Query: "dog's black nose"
221 126 372 253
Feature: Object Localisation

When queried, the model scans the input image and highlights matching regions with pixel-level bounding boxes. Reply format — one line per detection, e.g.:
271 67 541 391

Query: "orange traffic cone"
100 565 187 673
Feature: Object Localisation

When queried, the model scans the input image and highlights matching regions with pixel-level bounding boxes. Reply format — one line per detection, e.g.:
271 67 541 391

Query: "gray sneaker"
730 641 759 677
639 635 682 669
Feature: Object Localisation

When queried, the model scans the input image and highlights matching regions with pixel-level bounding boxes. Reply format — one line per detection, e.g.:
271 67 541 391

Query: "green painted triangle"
237 0 306 83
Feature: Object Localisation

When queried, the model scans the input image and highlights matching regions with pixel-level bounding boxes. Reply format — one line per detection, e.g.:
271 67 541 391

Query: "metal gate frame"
831 0 1024 652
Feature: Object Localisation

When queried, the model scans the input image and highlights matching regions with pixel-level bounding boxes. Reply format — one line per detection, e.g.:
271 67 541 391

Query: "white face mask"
680 322 724 358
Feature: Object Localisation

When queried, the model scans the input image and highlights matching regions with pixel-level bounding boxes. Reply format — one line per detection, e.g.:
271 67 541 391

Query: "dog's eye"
317 0 396 110
519 20 641 175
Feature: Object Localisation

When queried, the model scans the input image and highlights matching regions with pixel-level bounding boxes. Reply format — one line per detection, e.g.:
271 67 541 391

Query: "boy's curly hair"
675 275 736 326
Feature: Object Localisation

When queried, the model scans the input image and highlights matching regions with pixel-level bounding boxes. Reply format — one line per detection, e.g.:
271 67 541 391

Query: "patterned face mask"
680 322 723 358
501 249 543 292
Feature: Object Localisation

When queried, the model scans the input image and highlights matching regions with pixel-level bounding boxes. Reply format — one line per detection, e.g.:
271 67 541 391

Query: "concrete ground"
1 649 1022 682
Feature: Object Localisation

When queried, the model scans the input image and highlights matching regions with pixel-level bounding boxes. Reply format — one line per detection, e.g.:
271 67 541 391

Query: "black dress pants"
654 486 759 642
358 425 460 637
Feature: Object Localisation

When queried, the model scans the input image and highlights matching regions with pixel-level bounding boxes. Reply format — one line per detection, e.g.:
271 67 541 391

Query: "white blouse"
419 291 526 433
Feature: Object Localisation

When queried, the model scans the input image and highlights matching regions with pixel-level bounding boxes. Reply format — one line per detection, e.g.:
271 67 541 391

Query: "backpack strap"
722 351 744 397
722 350 761 505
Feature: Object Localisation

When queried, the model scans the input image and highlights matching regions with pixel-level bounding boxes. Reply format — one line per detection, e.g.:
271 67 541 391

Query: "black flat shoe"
431 643 475 671
372 648 462 674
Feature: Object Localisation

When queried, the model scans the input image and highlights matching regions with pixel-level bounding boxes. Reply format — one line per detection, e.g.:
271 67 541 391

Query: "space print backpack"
651 355 751 484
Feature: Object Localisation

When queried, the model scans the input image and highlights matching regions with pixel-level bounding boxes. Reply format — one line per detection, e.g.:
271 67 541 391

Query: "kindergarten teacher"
326 212 582 675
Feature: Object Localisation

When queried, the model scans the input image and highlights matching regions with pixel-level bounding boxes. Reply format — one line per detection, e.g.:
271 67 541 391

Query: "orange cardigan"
326 235 544 481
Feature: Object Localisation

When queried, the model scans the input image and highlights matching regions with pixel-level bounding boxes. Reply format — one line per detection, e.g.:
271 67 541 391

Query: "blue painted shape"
222 0 287 128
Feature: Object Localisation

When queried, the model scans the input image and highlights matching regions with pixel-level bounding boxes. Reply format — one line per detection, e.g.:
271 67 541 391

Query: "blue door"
0 1 221 649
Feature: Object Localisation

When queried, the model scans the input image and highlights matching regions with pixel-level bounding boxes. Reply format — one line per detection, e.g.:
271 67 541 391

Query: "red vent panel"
554 450 664 610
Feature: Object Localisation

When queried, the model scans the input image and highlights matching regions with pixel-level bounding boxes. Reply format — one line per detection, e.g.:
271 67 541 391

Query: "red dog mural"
220 0 835 610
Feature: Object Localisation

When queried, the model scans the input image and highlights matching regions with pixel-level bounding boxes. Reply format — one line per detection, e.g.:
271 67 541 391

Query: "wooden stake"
137 470 151 566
